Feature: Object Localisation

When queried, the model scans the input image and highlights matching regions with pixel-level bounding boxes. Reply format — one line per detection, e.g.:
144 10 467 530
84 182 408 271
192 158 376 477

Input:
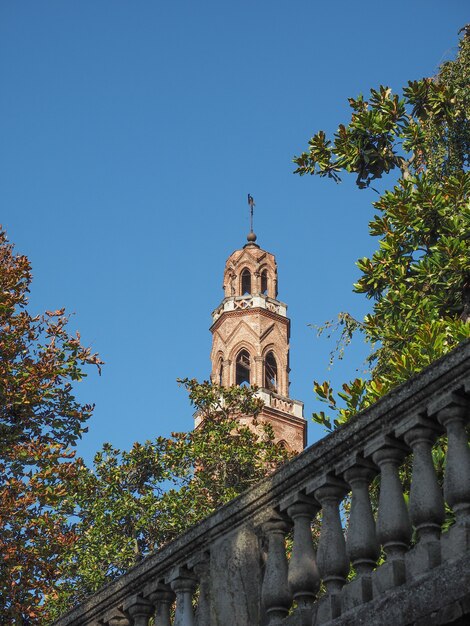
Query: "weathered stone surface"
441 524 470 561
341 575 373 612
209 523 262 626
405 540 441 580
323 553 470 626
435 601 463 624
314 593 342 624
314 479 349 597
170 569 198 626
282 606 316 626
371 559 406 596
100 608 130 626
413 615 437 626
343 464 379 578
286 500 320 607
404 425 445 547
460 591 470 615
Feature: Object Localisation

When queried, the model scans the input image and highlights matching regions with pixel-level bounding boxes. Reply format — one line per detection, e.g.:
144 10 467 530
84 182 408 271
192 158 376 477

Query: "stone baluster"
314 478 349 622
371 443 411 592
145 583 175 626
170 568 198 626
193 559 211 626
261 516 292 625
344 465 379 575
436 399 470 558
404 424 445 577
342 464 379 609
286 499 320 611
122 595 155 626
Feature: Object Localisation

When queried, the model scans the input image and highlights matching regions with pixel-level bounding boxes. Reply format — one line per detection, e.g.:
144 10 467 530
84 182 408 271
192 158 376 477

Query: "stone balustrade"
256 389 304 418
54 340 470 626
211 295 287 323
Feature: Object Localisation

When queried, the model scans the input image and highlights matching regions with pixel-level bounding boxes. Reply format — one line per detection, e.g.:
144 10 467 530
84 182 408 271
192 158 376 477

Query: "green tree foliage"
294 28 470 429
0 228 102 623
46 380 291 620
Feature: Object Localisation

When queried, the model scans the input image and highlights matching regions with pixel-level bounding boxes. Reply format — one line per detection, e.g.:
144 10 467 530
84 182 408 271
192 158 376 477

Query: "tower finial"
247 194 257 242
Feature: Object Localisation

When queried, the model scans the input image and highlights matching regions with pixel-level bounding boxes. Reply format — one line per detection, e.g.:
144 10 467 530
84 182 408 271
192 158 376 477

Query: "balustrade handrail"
54 339 470 625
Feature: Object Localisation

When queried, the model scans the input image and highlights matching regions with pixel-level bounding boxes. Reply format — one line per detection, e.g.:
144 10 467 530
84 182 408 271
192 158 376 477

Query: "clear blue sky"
1 1 467 463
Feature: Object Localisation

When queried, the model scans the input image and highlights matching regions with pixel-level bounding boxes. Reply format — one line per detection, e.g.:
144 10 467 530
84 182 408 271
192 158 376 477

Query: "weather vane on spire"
247 194 255 233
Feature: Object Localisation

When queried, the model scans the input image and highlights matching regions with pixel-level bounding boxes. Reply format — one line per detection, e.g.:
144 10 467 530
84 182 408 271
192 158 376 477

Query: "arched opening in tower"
261 269 268 295
218 360 224 386
241 269 251 295
236 349 251 386
264 351 278 391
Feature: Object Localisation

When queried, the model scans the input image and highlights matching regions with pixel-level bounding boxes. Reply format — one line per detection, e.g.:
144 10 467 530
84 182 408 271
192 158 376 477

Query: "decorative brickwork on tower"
202 233 306 453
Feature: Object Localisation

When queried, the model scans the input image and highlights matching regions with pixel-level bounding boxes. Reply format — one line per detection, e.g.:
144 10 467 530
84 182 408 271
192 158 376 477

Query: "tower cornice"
209 305 290 335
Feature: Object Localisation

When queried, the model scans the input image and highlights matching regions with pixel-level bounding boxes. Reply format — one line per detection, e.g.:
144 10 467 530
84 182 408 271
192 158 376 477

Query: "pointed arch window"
236 349 251 386
241 269 251 295
261 269 268 295
264 351 278 391
218 359 224 386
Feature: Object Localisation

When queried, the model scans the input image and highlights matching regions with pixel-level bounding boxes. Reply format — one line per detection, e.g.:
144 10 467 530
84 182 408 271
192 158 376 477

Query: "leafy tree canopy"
46 380 291 620
0 227 102 623
294 28 470 429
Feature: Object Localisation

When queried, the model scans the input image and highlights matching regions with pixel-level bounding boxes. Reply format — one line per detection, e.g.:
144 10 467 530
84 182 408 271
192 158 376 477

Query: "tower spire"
247 194 257 243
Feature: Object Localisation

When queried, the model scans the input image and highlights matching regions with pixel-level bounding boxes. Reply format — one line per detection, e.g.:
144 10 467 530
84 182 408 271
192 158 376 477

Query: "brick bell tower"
204 228 306 453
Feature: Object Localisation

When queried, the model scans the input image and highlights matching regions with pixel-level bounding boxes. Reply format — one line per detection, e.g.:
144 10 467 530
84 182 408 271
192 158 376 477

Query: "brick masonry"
204 237 306 453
